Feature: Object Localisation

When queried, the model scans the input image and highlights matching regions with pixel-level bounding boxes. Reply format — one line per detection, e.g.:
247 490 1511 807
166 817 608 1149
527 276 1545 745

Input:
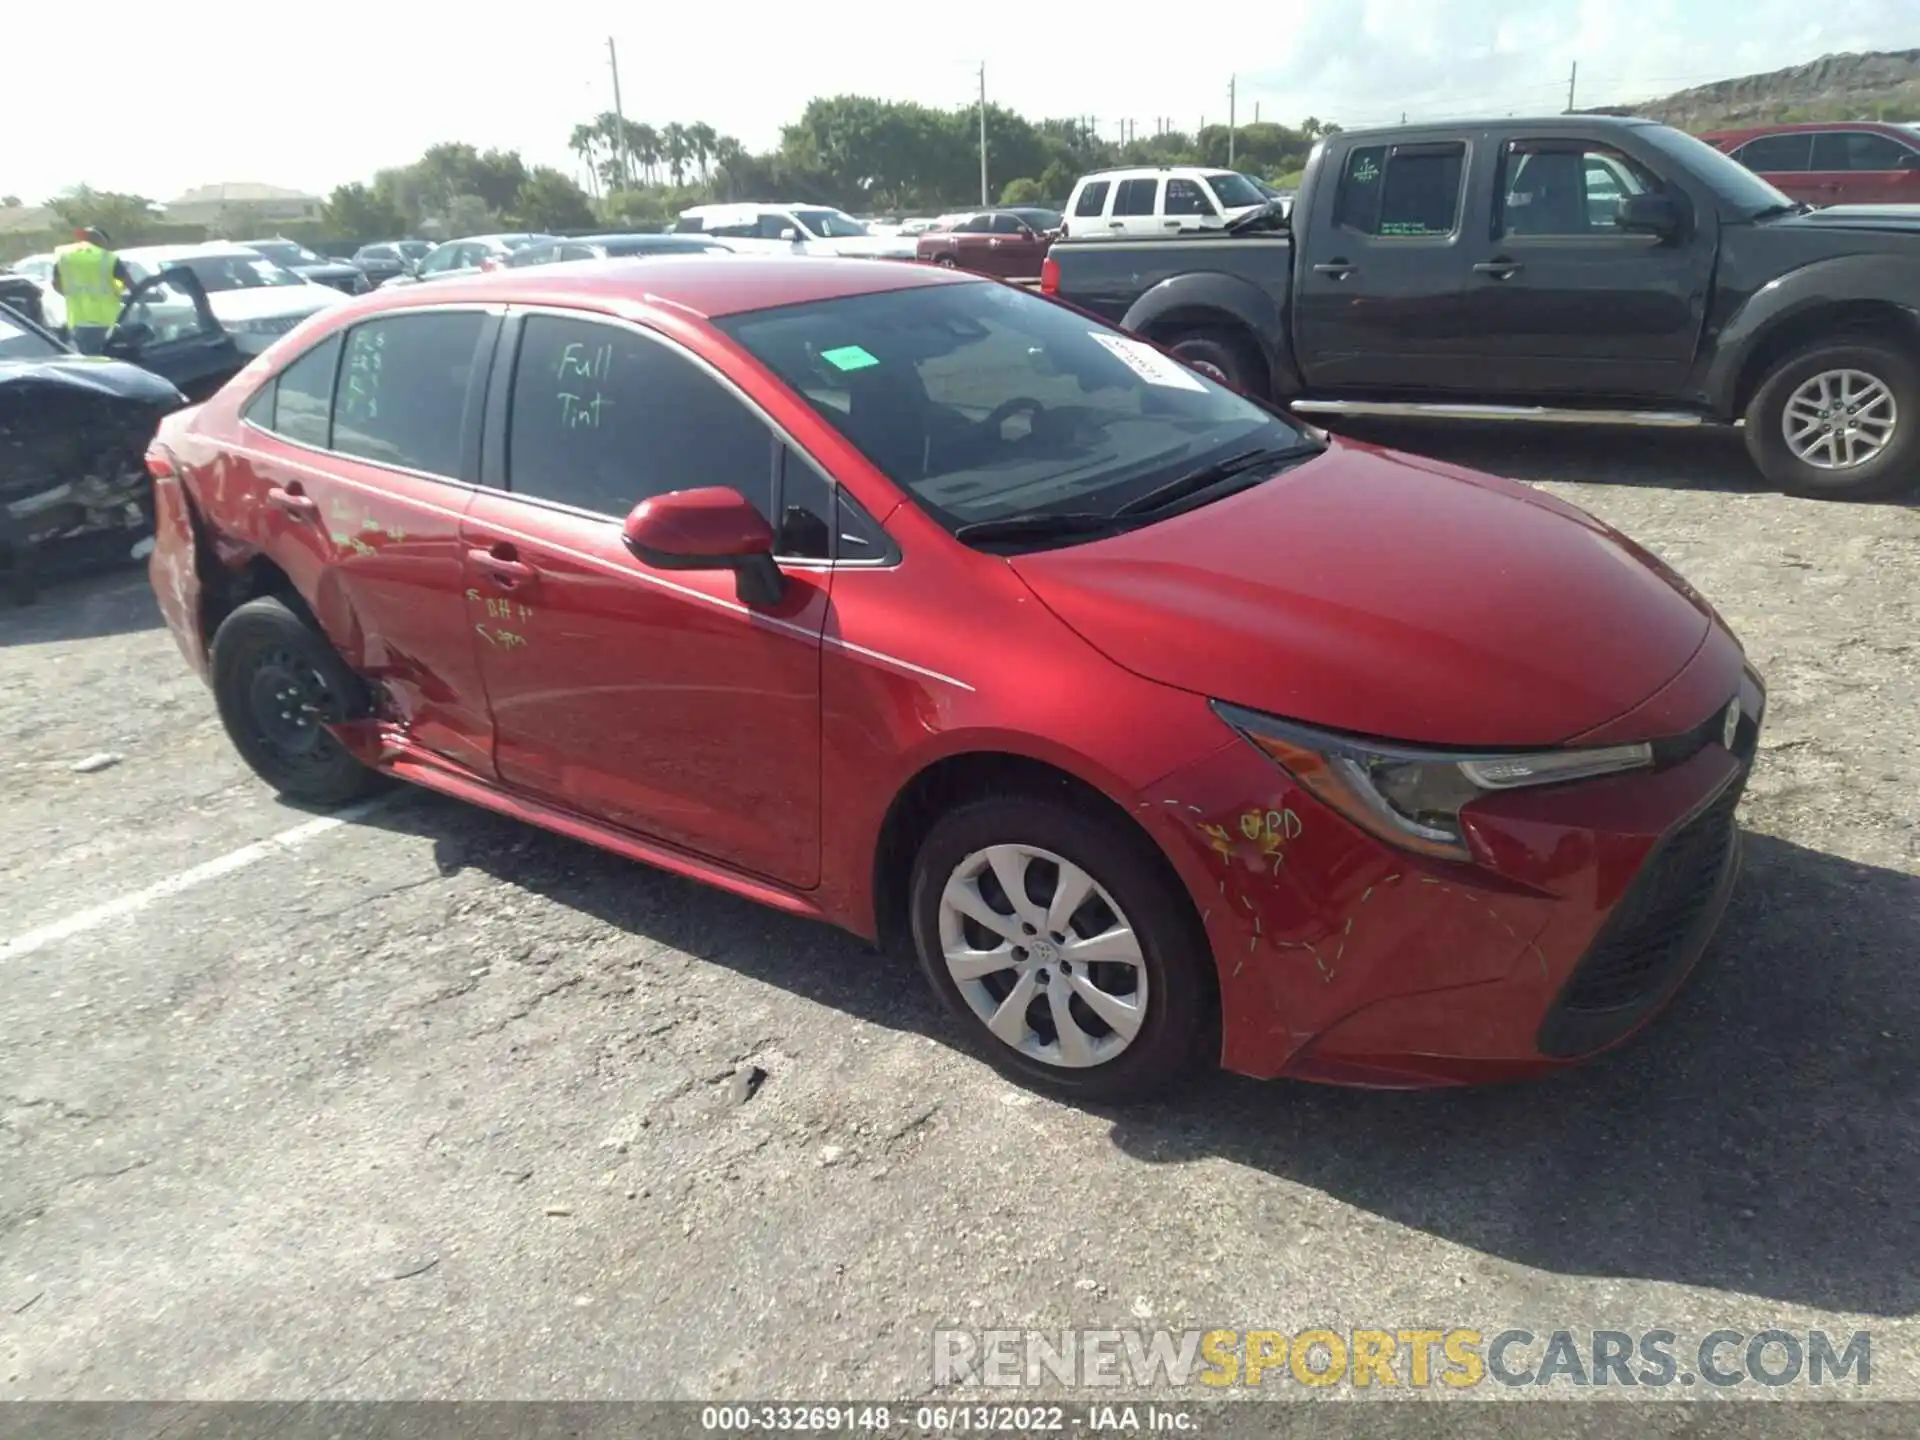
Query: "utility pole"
1566 60 1578 113
977 63 989 206
1254 101 1261 123
606 37 631 192
1227 76 1237 166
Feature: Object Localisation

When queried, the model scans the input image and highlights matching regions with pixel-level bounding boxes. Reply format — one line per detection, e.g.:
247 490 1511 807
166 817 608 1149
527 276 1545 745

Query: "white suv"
673 203 918 259
1062 167 1272 237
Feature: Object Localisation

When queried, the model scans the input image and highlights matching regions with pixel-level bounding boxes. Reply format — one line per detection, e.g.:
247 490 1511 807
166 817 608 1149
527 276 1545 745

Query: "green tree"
323 182 407 240
999 177 1044 205
515 168 596 231
1 195 20 208
46 186 162 241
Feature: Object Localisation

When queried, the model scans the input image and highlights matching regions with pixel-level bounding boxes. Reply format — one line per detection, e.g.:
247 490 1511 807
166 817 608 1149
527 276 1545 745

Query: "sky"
4 0 1916 205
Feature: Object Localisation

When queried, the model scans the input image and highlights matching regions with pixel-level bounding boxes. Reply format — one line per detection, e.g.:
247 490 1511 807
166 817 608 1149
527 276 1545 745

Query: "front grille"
1536 766 1747 1059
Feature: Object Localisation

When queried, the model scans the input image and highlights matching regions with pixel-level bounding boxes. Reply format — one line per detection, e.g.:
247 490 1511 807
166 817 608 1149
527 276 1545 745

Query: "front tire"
1744 339 1920 500
210 595 384 807
908 794 1215 1103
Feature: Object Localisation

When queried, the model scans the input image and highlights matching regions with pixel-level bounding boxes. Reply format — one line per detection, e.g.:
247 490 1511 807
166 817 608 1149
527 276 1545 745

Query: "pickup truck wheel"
211 595 386 807
1745 340 1920 500
1166 329 1266 395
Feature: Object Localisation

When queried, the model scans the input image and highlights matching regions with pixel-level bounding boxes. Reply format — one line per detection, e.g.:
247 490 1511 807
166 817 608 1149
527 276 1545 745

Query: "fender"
1700 253 1920 415
1120 271 1300 398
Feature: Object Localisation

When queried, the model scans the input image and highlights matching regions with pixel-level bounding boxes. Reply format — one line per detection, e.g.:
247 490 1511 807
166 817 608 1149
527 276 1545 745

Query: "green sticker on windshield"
820 344 880 372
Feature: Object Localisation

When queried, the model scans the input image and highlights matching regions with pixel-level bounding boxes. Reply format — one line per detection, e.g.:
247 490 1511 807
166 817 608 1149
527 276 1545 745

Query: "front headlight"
1212 701 1653 862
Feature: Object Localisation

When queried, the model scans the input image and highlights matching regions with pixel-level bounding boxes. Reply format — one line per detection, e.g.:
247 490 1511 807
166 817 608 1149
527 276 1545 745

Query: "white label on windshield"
1088 332 1209 391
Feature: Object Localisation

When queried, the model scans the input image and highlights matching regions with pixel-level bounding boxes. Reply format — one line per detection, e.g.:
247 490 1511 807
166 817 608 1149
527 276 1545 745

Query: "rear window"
1113 178 1158 216
1333 143 1466 237
331 311 486 476
1072 181 1111 217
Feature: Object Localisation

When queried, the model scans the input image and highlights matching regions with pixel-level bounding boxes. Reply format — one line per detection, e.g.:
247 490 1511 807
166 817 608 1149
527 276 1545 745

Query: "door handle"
1109 220 1125 228
1472 259 1523 278
267 484 317 518
1312 261 1353 279
467 545 537 590
1163 220 1182 228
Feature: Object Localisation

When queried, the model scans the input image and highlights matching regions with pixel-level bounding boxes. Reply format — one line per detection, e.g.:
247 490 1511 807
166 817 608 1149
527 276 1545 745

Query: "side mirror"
622 486 785 606
1616 192 1681 238
779 227 801 244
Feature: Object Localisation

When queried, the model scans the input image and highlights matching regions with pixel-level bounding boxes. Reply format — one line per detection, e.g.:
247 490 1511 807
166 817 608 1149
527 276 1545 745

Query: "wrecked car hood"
0 352 183 406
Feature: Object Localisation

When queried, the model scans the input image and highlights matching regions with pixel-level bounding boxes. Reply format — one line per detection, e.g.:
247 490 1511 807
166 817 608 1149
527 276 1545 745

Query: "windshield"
131 254 308 291
792 209 872 238
1206 172 1269 208
1637 125 1797 215
715 282 1307 536
252 241 324 266
399 241 431 259
0 306 64 361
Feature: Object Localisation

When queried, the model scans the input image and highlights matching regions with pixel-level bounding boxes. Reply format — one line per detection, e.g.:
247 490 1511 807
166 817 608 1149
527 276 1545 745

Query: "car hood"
294 261 362 280
1008 440 1715 748
207 285 346 321
1768 203 1920 234
0 351 184 406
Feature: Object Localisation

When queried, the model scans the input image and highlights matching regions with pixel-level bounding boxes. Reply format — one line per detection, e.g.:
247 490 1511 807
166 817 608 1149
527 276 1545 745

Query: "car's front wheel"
908 794 1215 1103
210 595 385 807
1744 339 1920 500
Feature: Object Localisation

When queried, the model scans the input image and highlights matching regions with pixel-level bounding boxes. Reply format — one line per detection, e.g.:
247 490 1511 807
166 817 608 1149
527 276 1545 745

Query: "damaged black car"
1 269 244 604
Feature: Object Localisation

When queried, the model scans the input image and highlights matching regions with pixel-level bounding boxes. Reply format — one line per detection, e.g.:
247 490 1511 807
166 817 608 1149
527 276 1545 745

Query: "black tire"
935 254 960 268
1165 327 1267 395
210 595 384 807
1743 338 1920 500
908 793 1216 1104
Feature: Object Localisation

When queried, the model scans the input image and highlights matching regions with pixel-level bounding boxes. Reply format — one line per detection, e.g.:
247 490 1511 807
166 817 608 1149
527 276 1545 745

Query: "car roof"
354 253 973 320
119 242 263 261
1076 165 1228 181
1698 120 1914 140
1330 114 1658 143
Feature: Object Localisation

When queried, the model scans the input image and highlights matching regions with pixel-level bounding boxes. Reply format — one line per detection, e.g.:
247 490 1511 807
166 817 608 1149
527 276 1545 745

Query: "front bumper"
1135 667 1765 1086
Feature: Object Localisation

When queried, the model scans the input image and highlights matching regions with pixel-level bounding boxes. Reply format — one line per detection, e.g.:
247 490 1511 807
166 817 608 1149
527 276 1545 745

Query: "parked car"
7 254 65 329
915 209 1058 279
351 240 432 287
503 233 732 267
1043 114 1920 500
1700 122 1920 207
673 203 919 259
2 273 242 601
239 238 372 295
0 268 51 329
145 254 1763 1102
118 244 350 355
1061 166 1271 237
386 234 558 287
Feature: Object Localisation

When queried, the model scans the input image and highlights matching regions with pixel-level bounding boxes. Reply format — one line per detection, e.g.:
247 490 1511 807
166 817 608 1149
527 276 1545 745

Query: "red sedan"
145 256 1764 1102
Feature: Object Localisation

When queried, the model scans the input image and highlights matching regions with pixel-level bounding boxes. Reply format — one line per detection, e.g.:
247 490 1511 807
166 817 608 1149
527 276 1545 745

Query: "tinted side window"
1334 143 1466 237
272 334 341 448
954 215 991 233
332 312 485 476
506 314 774 520
1073 181 1111 217
1735 133 1813 171
988 213 1027 234
1113 178 1159 216
1499 146 1654 236
1165 178 1215 216
1810 130 1911 170
776 450 834 560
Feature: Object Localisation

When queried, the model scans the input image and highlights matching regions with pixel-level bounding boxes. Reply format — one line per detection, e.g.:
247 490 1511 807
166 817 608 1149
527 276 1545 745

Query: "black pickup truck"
1041 115 1920 499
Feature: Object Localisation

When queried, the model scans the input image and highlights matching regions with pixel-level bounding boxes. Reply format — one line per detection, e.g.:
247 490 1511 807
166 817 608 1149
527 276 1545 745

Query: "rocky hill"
1616 49 1920 130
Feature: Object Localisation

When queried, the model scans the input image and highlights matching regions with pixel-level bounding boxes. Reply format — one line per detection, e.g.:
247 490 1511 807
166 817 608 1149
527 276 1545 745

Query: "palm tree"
569 122 604 194
631 122 661 186
661 123 692 187
687 122 718 183
713 136 747 200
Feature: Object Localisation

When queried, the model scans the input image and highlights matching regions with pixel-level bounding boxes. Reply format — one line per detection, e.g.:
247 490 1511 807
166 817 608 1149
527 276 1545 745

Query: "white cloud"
3 0 1915 205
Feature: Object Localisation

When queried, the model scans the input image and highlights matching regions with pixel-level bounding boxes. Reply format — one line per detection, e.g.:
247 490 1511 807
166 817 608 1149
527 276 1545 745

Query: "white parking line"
0 794 395 963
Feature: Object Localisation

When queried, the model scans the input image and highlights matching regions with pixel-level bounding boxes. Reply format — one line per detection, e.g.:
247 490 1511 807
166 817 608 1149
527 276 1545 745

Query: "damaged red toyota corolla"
145 256 1765 1101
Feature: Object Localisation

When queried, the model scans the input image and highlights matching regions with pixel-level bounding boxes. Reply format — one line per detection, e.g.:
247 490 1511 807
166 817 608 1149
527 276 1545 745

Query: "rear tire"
908 793 1216 1104
1165 327 1267 395
935 254 960 269
210 595 385 807
1743 338 1920 500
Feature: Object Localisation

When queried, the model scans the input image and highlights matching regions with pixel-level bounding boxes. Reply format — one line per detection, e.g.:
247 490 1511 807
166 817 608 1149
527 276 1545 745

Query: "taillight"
1040 256 1060 295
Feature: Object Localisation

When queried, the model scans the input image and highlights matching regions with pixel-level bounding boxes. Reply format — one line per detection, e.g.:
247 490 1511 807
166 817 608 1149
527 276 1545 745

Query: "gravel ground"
1 425 1915 1409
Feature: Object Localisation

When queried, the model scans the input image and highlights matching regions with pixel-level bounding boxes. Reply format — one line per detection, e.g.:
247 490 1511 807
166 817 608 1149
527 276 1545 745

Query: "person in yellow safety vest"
51 226 135 355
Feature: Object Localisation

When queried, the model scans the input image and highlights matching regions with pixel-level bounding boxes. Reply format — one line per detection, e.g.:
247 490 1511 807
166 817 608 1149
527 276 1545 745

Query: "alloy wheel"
1782 368 1897 470
937 843 1148 1069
